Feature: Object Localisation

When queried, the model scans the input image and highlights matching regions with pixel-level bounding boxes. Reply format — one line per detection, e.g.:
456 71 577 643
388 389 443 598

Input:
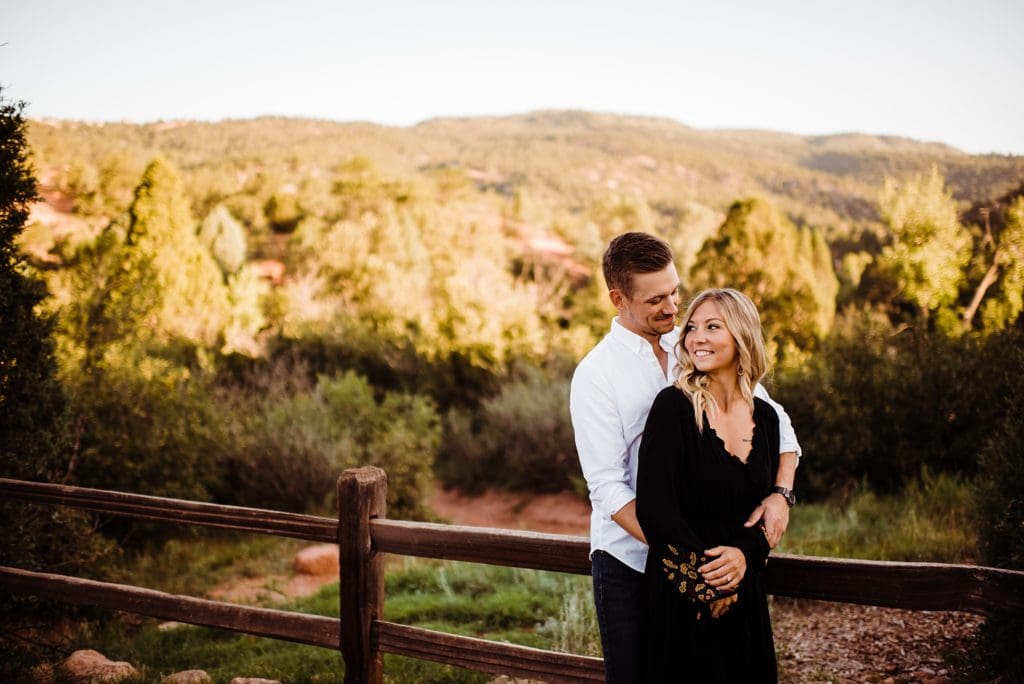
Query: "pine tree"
0 92 66 482
0 91 109 640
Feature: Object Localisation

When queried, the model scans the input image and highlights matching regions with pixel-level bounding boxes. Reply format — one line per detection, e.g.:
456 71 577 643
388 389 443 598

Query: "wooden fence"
2 467 1023 683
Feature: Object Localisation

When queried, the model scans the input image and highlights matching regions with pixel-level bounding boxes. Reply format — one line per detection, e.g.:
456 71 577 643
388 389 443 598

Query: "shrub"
775 310 1024 500
439 367 582 493
975 363 1024 570
971 364 1024 682
214 364 440 519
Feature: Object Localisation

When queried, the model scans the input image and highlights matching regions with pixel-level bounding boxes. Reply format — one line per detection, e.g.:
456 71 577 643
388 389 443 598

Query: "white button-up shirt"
570 317 801 573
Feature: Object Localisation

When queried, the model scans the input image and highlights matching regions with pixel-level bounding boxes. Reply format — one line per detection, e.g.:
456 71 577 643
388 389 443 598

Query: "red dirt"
427 486 591 535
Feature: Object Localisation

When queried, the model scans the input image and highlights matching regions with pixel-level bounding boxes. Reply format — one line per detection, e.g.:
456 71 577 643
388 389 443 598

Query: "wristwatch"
771 486 796 507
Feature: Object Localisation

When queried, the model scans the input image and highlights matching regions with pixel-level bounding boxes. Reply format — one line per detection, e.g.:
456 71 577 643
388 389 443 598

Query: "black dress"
635 386 780 682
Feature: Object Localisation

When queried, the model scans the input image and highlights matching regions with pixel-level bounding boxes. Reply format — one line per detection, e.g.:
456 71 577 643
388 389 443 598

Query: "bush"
213 363 440 519
774 311 1024 500
975 363 1024 570
439 368 582 493
66 351 223 504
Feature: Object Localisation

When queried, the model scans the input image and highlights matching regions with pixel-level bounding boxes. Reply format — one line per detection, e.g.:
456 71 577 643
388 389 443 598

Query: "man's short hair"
601 232 674 298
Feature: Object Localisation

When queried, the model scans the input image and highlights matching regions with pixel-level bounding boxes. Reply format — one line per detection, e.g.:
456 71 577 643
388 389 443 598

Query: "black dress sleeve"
635 387 709 556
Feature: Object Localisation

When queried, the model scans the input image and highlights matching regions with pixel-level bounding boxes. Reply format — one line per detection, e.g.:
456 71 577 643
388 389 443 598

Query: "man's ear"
608 289 626 310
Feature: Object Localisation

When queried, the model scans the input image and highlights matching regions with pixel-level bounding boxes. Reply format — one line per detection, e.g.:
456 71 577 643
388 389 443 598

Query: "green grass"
779 471 977 562
40 474 977 682
63 555 598 683
108 530 311 597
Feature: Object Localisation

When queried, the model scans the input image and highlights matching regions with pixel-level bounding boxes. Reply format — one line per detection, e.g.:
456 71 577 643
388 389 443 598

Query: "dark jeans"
591 550 644 684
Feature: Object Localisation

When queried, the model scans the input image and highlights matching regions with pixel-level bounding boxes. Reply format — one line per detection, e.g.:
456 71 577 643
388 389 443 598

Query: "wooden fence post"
338 467 387 684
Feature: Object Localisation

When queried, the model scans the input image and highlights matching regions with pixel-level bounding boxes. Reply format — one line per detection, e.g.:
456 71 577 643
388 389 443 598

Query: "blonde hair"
674 288 769 431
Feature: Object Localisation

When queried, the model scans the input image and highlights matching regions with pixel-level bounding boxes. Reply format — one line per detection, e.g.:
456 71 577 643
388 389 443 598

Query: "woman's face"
683 299 738 374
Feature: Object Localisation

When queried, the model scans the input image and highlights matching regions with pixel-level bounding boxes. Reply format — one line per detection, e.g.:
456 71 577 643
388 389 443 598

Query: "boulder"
293 543 339 576
60 650 138 683
162 670 212 683
229 679 282 684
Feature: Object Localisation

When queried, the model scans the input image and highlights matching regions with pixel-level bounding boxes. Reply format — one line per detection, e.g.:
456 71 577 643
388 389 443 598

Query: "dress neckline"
703 411 759 466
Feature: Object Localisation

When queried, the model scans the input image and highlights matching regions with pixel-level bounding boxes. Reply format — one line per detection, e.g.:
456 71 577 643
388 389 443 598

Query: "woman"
636 288 779 681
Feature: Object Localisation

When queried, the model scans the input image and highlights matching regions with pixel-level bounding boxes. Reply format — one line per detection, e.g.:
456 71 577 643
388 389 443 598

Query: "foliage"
775 309 1024 499
124 158 235 345
0 91 115 679
212 364 440 519
874 167 971 326
979 196 1024 330
0 90 111 579
438 367 581 493
972 361 1024 684
197 204 248 275
974 365 1024 571
689 196 838 360
64 352 222 504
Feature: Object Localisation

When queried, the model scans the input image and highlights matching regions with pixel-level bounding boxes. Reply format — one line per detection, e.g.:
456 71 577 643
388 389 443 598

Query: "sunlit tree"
689 197 838 358
198 204 248 275
976 197 1024 331
876 167 971 324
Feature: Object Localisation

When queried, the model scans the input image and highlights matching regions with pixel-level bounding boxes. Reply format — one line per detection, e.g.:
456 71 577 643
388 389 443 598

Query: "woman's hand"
709 593 738 619
698 546 746 592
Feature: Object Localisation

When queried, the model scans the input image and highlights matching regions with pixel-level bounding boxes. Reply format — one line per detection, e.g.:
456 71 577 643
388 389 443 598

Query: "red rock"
293 543 339 576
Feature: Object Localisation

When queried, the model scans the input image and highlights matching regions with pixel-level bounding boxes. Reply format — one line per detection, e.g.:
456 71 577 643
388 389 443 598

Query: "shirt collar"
609 317 680 356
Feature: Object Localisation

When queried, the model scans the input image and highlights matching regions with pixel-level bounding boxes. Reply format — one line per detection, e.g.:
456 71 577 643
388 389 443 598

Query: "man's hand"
709 593 738 619
744 493 790 548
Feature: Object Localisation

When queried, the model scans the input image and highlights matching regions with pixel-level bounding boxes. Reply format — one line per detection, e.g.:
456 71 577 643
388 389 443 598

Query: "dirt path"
427 486 591 535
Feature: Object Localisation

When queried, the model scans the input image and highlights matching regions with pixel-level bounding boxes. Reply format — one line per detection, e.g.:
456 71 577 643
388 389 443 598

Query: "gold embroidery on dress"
660 545 730 604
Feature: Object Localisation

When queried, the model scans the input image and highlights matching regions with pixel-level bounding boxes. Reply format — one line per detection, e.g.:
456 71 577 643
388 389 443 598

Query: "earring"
737 366 744 376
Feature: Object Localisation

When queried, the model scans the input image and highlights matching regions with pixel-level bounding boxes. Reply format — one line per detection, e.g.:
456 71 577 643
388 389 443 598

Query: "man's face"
610 265 681 342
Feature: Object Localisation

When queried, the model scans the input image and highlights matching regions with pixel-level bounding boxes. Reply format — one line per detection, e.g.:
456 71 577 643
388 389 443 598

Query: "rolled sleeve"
570 368 636 518
753 383 802 462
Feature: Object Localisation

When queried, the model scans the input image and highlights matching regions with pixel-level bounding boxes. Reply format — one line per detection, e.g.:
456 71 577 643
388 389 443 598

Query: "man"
570 232 799 683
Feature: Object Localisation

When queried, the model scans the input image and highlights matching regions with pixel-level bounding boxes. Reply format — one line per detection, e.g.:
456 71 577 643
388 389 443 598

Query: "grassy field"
40 474 976 682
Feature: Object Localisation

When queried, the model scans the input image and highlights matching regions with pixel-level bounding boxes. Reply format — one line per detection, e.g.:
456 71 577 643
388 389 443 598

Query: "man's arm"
749 384 801 548
611 500 647 544
569 366 638 531
753 383 801 460
745 451 796 548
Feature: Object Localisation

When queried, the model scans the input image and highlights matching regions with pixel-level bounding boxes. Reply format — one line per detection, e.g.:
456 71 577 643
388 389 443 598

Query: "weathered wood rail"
2 469 1023 683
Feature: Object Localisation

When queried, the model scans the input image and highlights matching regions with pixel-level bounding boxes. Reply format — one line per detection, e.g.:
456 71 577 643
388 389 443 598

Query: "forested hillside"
11 108 1024 551
5 103 1024 679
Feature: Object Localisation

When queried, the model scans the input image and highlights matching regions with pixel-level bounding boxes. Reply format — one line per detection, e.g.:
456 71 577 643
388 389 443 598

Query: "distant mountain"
27 110 1024 248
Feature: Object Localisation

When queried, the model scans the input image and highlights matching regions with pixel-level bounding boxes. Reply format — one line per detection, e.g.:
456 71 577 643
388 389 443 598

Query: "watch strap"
771 485 796 507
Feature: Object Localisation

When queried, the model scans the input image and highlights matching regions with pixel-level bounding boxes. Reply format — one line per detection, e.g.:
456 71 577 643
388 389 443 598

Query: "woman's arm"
635 388 709 553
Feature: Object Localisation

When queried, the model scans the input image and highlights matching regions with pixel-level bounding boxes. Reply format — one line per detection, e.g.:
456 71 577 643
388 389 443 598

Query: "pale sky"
2 0 1022 154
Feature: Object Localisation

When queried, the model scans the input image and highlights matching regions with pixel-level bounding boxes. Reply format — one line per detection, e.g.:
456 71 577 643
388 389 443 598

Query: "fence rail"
2 471 1023 684
0 477 337 542
0 566 339 649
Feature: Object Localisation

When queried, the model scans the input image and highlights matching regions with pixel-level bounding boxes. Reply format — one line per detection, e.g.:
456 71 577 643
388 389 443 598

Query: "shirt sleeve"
570 364 637 519
753 383 801 462
635 388 709 554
